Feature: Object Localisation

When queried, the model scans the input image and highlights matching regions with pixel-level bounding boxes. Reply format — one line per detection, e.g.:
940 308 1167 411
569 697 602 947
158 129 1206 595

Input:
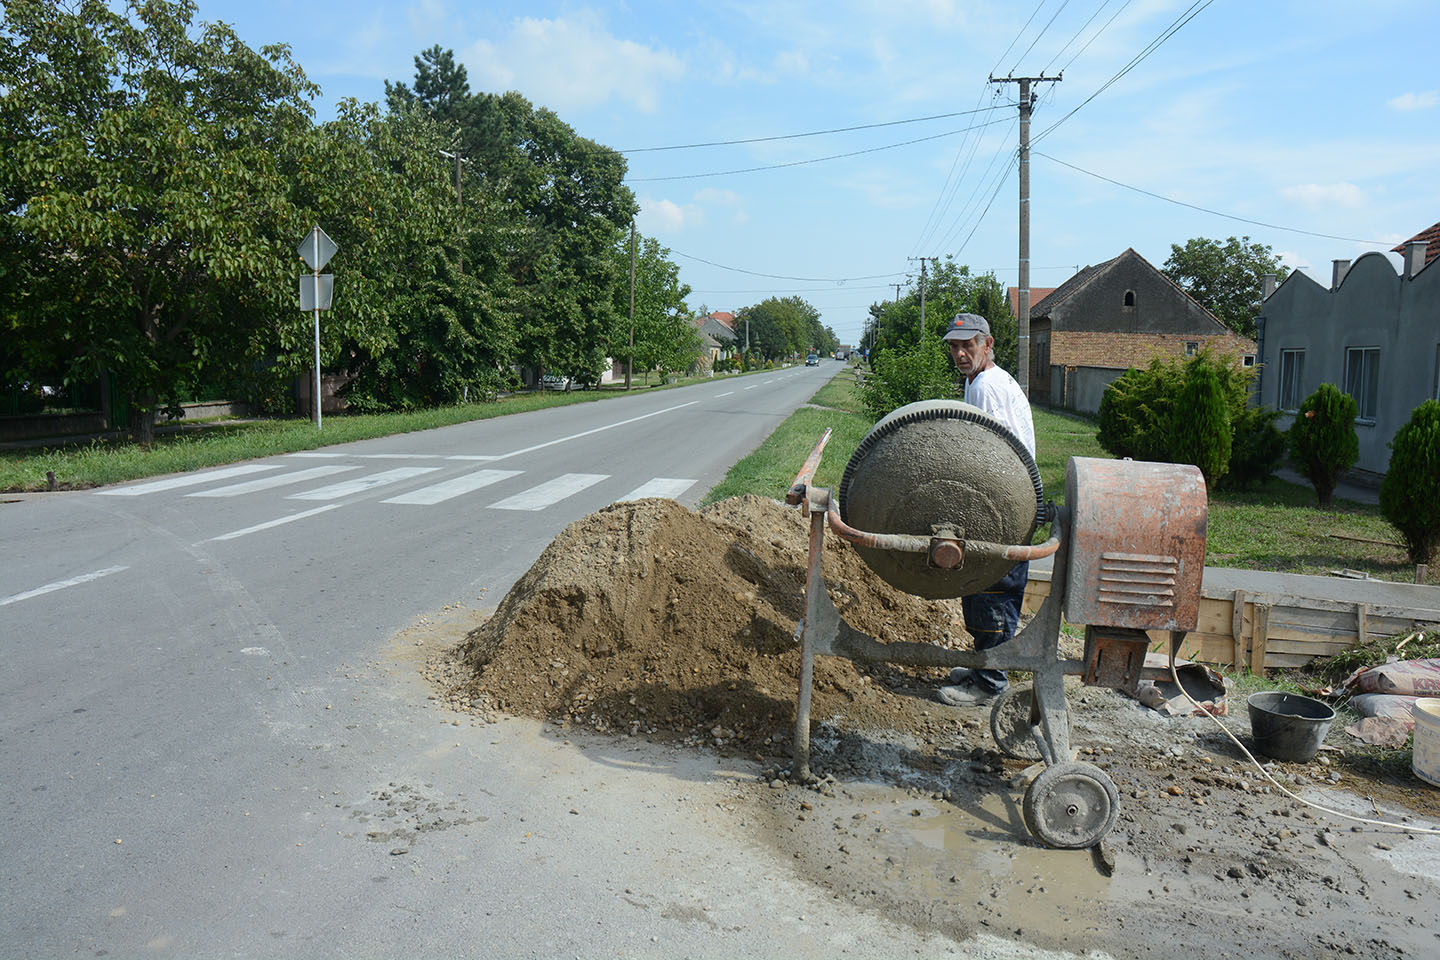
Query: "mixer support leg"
1031 666 1071 766
793 508 827 782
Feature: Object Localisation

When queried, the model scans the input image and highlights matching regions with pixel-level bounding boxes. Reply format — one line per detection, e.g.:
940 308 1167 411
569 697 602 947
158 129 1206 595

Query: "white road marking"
186 465 358 498
743 385 759 390
94 464 279 496
0 566 129 607
208 504 343 541
715 391 734 398
446 455 502 461
286 467 441 501
488 401 700 462
616 478 696 502
382 469 523 505
351 453 443 459
489 473 608 511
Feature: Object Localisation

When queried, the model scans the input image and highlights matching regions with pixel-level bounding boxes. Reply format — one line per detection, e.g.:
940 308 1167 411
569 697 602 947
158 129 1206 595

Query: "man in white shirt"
936 313 1036 707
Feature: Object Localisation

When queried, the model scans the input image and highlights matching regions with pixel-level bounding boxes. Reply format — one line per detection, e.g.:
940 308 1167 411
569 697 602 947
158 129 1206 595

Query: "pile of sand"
434 496 979 747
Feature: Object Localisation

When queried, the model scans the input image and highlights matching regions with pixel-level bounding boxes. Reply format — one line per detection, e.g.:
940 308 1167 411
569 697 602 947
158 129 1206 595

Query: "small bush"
1096 349 1255 484
859 337 957 419
1220 406 1287 490
1168 362 1231 486
1380 399 1440 564
1288 383 1358 507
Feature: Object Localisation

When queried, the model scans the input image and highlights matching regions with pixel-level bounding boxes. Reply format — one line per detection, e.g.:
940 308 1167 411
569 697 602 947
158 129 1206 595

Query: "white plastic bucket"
1414 698 1440 788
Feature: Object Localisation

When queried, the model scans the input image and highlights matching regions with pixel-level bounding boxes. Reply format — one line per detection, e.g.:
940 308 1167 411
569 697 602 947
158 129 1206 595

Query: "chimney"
1332 259 1350 289
1406 240 1429 279
1261 273 1277 300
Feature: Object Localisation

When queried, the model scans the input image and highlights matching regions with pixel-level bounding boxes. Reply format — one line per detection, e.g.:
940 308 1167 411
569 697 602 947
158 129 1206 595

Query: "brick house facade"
1028 248 1255 414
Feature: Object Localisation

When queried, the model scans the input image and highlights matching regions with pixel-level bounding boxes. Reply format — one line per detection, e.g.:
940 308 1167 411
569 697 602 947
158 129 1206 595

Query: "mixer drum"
838 399 1044 599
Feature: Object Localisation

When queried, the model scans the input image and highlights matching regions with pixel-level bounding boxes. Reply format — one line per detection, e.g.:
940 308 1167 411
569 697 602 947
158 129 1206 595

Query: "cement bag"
1353 659 1440 696
1348 693 1420 721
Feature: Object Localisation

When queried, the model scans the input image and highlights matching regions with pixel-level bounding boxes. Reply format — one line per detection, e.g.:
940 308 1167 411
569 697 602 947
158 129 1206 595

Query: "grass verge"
0 367 782 492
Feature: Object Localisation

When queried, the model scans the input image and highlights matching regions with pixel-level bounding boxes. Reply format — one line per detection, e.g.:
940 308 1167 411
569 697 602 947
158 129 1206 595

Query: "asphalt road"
2 364 1065 959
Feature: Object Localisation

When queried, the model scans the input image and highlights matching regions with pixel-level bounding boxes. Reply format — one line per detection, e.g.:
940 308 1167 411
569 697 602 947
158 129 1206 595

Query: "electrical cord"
1164 636 1440 836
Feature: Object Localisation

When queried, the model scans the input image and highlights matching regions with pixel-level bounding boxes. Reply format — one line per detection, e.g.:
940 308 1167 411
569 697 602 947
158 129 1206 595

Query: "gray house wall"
1043 256 1223 334
1257 248 1439 479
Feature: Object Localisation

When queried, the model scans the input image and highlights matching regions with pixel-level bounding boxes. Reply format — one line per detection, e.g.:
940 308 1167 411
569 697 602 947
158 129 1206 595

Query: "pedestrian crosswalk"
95 459 698 513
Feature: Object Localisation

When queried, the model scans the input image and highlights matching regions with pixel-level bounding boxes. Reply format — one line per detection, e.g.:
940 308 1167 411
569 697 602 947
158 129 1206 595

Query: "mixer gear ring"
1021 761 1119 849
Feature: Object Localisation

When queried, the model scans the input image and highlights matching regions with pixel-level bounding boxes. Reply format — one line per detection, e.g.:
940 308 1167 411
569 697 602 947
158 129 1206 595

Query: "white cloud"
1279 182 1366 210
1388 90 1439 111
639 188 751 234
466 13 684 113
639 197 701 233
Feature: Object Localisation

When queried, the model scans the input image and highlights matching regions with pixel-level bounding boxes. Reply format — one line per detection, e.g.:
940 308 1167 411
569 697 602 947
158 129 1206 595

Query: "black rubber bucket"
1247 692 1336 762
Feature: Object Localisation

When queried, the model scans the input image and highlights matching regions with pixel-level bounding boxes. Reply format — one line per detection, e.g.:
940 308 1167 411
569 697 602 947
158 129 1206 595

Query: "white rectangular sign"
299 274 334 311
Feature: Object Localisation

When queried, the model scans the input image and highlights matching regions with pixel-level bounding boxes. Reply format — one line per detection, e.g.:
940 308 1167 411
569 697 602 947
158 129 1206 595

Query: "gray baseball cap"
942 313 990 341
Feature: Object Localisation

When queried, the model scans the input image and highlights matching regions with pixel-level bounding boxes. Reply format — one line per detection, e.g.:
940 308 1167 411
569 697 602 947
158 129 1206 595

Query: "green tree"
867 260 1012 370
611 234 696 385
290 101 513 411
734 296 821 361
1380 400 1440 565
1288 383 1359 508
1161 236 1289 339
1 0 317 441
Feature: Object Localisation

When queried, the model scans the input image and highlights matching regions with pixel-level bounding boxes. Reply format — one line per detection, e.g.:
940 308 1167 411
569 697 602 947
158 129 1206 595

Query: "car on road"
805 354 819 366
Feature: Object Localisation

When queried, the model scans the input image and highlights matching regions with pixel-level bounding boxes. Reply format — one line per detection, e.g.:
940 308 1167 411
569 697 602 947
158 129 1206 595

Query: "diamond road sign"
298 225 338 271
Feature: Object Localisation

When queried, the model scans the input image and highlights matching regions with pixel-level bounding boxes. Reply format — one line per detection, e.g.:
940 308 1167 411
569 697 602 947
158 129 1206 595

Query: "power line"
617 105 1009 153
1011 0 1074 75
1053 0 1137 74
626 116 1014 182
668 247 908 283
1033 0 1214 146
911 88 1009 255
1035 151 1395 245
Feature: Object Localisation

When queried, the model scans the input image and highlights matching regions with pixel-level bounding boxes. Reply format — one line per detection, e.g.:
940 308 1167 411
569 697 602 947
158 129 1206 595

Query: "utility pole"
990 73 1060 396
440 148 467 274
907 256 939 339
627 221 636 390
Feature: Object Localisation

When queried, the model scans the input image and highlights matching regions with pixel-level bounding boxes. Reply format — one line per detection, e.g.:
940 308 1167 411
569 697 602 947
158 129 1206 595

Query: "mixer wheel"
989 684 1053 761
1021 761 1118 849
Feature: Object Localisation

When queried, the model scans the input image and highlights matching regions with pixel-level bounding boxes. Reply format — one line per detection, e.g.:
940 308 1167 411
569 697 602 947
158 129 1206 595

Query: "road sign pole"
297 225 338 431
312 229 322 431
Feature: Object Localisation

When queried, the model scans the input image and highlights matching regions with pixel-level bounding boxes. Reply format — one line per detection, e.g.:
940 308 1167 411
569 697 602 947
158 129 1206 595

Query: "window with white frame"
1278 349 1304 410
1344 347 1379 422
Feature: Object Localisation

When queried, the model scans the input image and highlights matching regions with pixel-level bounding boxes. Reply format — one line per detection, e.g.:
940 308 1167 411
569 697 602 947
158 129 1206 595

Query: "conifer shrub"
1380 399 1440 565
1287 383 1358 507
1220 406 1287 490
1168 362 1232 486
1096 349 1266 486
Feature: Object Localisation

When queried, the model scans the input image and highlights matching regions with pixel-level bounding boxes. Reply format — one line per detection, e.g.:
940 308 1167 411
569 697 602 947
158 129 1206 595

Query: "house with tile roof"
1028 248 1255 413
691 312 738 372
1256 230 1438 481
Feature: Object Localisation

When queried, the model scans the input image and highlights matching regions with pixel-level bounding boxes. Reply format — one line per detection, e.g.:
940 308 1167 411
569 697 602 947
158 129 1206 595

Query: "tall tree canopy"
1 0 316 439
866 260 1012 370
610 234 696 384
1161 236 1289 339
733 296 825 361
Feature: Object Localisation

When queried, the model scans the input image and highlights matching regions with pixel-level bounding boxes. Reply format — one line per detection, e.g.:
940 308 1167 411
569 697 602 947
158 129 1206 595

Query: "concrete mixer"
784 399 1207 850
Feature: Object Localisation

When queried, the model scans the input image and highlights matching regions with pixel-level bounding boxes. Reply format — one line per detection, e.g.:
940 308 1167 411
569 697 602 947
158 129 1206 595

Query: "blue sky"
196 0 1440 345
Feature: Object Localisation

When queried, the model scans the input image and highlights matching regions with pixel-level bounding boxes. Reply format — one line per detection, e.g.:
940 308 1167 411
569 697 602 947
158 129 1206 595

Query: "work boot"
936 675 1001 708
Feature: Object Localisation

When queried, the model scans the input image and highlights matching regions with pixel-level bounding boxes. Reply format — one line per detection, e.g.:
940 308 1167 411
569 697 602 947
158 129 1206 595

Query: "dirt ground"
422 496 1440 960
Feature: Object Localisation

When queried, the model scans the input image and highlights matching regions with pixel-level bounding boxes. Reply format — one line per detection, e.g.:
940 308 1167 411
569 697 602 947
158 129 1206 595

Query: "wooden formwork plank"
1231 589 1246 671
1250 603 1272 674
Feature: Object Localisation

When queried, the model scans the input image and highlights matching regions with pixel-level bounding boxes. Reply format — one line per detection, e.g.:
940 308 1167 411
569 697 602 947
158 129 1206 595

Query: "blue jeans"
961 561 1029 694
